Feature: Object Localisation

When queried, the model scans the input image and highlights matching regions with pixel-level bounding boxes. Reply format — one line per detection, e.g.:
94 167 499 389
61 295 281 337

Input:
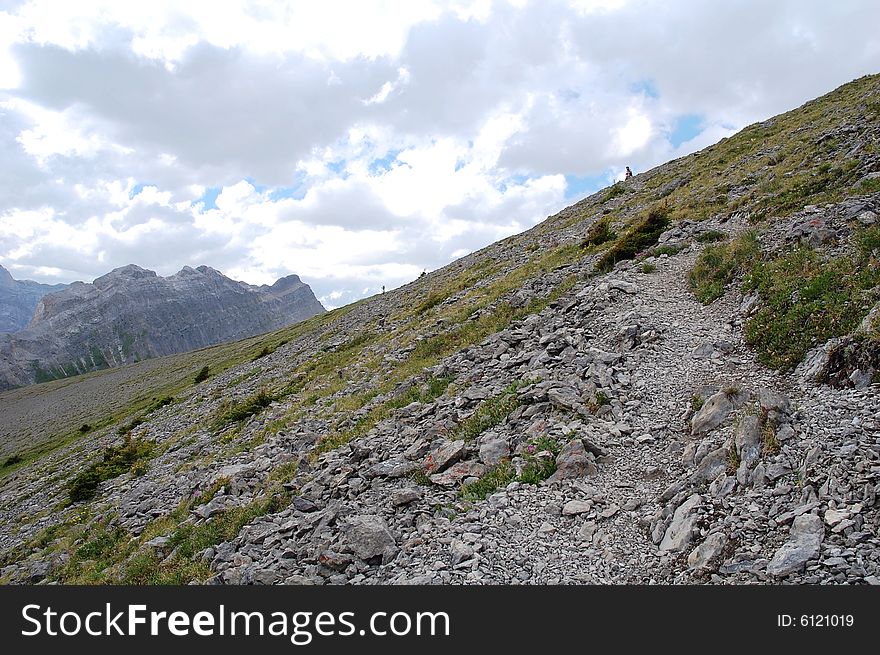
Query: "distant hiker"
381 285 385 294
625 166 633 180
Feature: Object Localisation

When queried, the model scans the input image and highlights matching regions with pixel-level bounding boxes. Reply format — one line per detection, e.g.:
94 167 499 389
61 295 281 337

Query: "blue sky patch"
326 160 349 178
244 177 268 193
369 150 402 175
269 185 307 201
670 114 705 148
193 187 221 211
128 183 151 199
497 174 529 193
565 172 612 199
630 79 659 99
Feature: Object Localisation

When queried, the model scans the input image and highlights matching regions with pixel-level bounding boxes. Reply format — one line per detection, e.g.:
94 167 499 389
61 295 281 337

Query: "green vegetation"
761 411 781 455
148 395 174 412
602 182 628 202
696 229 728 243
755 161 860 216
452 380 528 441
314 374 455 456
689 231 761 303
193 365 211 383
581 216 615 248
727 442 741 474
641 262 657 274
253 346 272 360
214 389 275 429
587 390 610 413
45 482 286 584
517 436 560 484
459 436 560 500
596 206 670 272
743 227 880 370
460 461 515 501
122 494 285 584
857 176 880 194
68 437 155 502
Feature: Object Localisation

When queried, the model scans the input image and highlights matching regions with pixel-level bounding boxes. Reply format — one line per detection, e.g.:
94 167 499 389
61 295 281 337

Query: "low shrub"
581 216 615 248
695 229 728 243
452 381 526 441
595 206 670 272
517 436 560 484
602 182 628 203
193 365 210 384
214 389 275 428
460 462 516 501
68 437 155 502
2 454 23 469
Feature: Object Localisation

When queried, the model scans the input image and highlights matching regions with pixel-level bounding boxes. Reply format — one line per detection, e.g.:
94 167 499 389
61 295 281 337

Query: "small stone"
450 539 474 566
690 391 735 435
391 488 421 507
424 440 466 473
824 508 849 527
547 439 599 482
429 460 487 487
578 521 598 542
687 533 729 572
343 515 398 563
292 496 318 513
599 504 620 519
562 500 593 516
488 492 509 509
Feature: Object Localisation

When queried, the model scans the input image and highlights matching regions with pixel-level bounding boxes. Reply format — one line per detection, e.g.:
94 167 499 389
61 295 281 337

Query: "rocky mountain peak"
0 265 325 388
93 264 158 289
0 265 14 287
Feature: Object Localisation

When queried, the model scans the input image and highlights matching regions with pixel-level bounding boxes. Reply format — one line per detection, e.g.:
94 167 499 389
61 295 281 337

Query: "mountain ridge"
0 264 325 390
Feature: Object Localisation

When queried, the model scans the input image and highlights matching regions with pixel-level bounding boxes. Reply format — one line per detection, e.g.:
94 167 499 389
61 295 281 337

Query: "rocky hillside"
0 74 878 586
0 265 66 333
0 264 325 390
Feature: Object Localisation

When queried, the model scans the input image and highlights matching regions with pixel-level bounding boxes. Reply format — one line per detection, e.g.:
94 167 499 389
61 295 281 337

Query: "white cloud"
1 0 879 304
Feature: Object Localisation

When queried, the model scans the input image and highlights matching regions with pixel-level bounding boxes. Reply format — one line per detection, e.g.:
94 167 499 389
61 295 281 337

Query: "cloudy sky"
1 1 878 307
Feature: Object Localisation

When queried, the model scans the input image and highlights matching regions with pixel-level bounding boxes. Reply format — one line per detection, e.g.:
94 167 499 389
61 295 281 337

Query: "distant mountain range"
0 264 324 389
0 265 67 333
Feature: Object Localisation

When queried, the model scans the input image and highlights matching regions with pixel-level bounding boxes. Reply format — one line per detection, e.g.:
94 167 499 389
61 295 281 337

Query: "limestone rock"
659 494 702 553
767 514 825 576
343 515 398 563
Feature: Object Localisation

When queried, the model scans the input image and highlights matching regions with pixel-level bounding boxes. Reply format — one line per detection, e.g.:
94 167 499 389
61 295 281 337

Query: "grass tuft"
689 231 761 303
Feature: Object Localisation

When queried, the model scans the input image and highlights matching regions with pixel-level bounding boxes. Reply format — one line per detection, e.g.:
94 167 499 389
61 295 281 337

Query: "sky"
1 1 879 308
